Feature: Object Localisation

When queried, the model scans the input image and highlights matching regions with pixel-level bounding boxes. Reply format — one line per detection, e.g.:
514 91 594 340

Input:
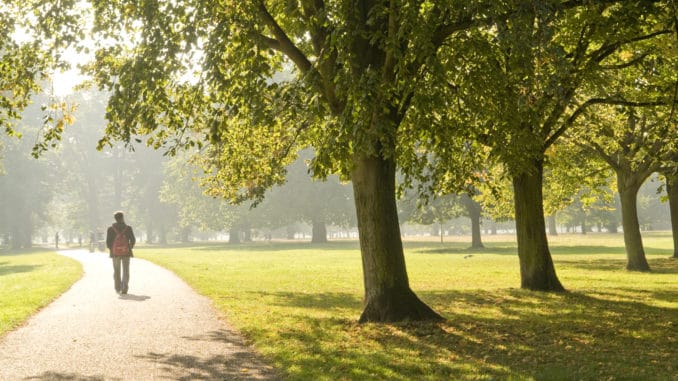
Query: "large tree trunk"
352 155 442 323
462 195 484 249
665 175 678 258
616 171 651 271
512 160 565 291
311 218 328 243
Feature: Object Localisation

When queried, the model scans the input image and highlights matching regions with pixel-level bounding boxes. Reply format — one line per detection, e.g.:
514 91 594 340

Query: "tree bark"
665 176 678 258
352 155 442 322
616 171 651 271
311 218 328 243
462 195 484 249
512 160 565 291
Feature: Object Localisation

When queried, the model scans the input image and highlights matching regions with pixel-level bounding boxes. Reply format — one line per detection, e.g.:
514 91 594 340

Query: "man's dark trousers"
112 256 130 293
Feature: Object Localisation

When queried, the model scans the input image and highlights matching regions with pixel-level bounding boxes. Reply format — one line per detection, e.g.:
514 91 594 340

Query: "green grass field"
137 233 678 380
0 250 82 336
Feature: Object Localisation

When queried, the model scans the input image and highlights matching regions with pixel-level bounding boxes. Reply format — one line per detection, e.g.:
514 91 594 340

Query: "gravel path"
0 250 279 381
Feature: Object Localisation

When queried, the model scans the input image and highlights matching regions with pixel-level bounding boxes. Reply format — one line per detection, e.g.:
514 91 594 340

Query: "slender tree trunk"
159 226 167 245
665 176 678 258
581 214 587 235
462 195 484 249
229 226 241 244
86 176 100 233
24 219 32 248
547 214 558 236
512 160 565 291
146 219 154 243
311 218 328 243
616 171 651 271
10 225 20 250
180 227 191 243
352 155 442 322
114 151 123 210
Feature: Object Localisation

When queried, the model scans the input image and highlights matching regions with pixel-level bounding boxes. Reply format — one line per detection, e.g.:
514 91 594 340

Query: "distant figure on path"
89 231 95 252
106 211 136 294
54 232 59 249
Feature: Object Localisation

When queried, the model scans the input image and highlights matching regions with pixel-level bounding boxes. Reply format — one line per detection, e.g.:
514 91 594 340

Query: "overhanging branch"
545 97 671 148
588 30 672 65
256 2 313 74
599 52 650 70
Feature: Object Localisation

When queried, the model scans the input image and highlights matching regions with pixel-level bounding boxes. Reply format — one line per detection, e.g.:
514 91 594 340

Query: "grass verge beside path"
0 249 82 336
138 234 677 380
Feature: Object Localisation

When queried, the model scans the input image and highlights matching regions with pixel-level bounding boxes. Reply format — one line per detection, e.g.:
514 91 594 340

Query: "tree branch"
256 1 313 74
300 0 328 57
587 30 672 65
599 52 650 70
580 138 619 171
546 97 671 148
560 0 653 7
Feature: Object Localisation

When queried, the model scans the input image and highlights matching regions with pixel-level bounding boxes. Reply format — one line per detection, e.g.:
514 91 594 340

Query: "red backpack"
111 225 130 256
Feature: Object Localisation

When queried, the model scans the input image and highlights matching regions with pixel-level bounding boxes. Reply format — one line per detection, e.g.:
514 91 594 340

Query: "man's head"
114 211 124 223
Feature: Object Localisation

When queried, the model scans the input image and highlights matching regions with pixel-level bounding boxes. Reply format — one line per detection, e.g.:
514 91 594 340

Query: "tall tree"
571 108 671 271
0 123 56 248
257 150 355 243
428 1 673 289
160 153 236 242
664 170 678 258
82 0 505 322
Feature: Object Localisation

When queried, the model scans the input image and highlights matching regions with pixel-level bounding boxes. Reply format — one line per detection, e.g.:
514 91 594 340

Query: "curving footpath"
0 250 279 381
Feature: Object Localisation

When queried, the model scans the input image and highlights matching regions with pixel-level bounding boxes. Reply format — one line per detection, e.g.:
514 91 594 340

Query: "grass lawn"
0 249 82 336
137 233 677 380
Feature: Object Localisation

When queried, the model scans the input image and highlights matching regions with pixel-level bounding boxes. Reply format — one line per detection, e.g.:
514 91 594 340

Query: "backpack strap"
111 224 128 235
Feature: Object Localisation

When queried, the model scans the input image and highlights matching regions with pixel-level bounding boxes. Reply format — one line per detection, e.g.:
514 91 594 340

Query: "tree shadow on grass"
252 291 362 311
24 372 105 381
0 262 41 276
137 329 280 381
187 241 361 253
253 288 676 380
415 244 675 258
412 245 517 255
559 257 678 273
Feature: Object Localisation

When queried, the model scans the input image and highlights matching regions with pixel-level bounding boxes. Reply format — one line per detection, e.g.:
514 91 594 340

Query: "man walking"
106 211 136 294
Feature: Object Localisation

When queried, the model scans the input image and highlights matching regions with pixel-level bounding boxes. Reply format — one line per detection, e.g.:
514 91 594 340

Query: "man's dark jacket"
106 222 136 258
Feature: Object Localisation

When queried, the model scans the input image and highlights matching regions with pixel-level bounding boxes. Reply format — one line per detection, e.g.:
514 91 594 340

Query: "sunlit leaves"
31 99 77 157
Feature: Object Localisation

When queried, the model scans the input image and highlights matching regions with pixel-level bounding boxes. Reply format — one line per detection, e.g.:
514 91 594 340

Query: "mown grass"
137 234 678 380
0 250 82 336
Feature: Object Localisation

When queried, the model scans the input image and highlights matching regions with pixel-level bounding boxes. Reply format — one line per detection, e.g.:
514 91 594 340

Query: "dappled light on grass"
138 235 677 380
